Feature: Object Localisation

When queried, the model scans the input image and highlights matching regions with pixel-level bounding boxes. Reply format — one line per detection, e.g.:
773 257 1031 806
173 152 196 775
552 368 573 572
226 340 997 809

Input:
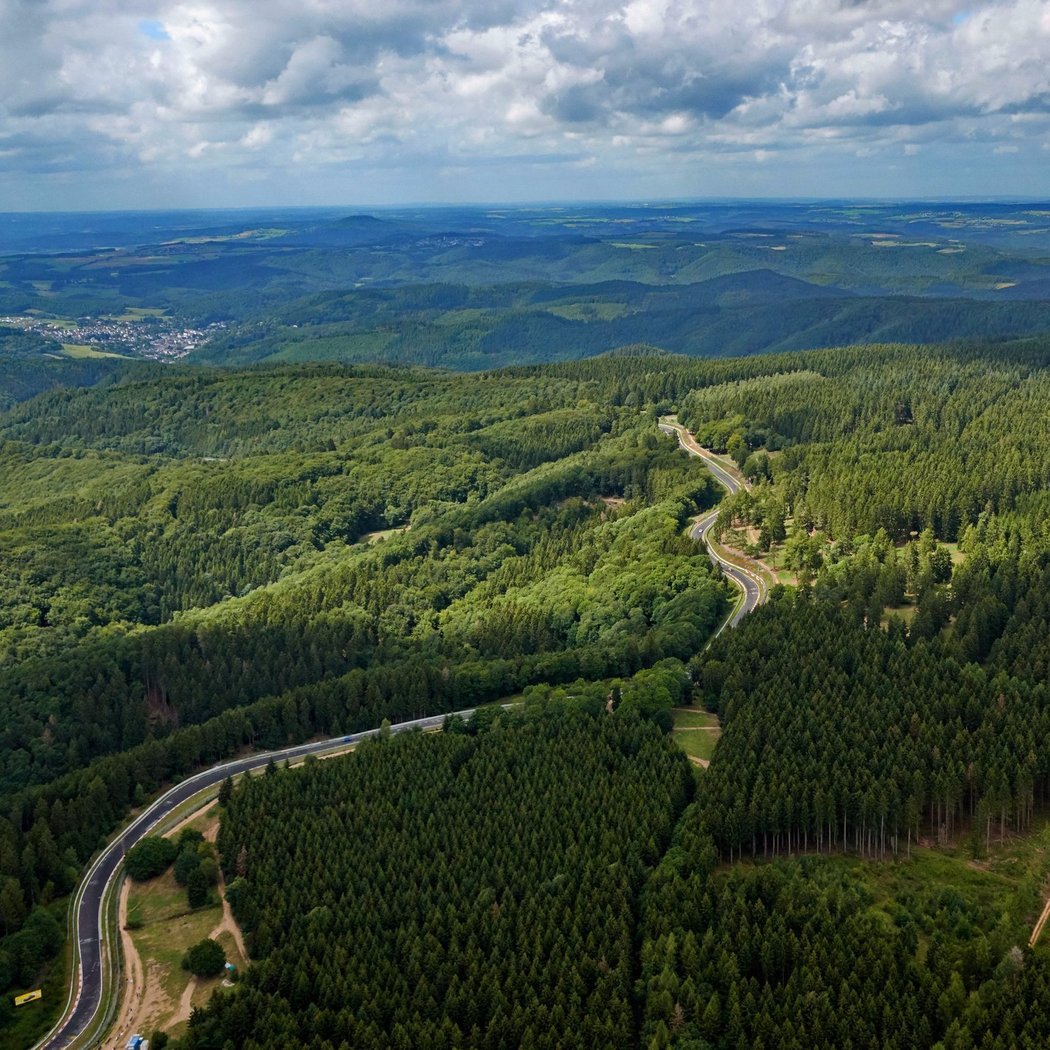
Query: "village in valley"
0 312 225 360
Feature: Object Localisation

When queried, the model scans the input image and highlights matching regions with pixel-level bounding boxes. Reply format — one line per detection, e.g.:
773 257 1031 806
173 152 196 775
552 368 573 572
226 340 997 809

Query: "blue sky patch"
138 19 170 41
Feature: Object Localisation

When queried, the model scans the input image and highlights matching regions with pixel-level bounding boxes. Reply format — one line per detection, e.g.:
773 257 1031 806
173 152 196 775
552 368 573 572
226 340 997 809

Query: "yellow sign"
14 990 42 1006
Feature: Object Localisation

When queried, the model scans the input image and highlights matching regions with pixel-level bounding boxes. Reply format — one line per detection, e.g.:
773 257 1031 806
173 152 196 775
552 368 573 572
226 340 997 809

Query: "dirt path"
110 800 248 1044
688 756 710 769
108 880 177 1048
1030 894 1050 947
165 974 199 1031
203 818 248 961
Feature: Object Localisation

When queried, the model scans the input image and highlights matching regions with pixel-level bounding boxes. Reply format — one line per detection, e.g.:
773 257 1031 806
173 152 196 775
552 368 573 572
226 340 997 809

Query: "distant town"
0 313 226 360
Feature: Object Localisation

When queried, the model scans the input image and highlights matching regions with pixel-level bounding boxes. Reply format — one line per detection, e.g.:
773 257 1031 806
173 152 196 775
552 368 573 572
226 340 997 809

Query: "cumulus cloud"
1 0 1049 205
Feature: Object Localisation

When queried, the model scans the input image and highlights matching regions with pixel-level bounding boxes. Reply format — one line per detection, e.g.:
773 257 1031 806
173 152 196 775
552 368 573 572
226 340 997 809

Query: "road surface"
36 710 474 1050
659 421 768 632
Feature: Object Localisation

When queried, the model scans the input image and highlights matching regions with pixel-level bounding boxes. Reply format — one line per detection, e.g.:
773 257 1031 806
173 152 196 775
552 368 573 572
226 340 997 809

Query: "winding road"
34 711 475 1050
659 420 768 632
40 419 767 1049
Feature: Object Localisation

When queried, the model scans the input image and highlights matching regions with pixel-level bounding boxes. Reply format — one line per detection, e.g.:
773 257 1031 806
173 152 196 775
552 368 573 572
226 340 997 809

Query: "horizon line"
4 194 1050 217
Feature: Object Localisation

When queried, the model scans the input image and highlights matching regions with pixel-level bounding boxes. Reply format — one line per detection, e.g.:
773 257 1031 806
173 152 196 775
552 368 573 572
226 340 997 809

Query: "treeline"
184 703 692 1049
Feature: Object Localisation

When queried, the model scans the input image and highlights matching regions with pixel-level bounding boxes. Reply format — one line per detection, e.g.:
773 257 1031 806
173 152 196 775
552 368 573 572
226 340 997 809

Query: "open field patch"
115 805 248 1045
671 707 720 730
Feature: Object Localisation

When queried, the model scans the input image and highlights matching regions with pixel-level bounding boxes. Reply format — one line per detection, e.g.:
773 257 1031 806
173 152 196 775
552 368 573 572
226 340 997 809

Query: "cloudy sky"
2 0 1049 209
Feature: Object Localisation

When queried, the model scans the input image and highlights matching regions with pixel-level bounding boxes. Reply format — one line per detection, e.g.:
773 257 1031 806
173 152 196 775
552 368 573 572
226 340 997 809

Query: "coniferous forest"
190 704 692 1049
4 335 1050 1047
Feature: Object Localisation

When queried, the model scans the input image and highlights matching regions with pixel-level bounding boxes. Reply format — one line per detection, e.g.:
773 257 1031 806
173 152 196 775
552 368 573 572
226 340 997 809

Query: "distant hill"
2 201 1050 393
192 268 1050 371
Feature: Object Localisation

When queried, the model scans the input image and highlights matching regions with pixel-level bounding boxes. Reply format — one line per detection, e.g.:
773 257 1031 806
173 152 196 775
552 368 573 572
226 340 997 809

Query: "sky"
2 0 1049 210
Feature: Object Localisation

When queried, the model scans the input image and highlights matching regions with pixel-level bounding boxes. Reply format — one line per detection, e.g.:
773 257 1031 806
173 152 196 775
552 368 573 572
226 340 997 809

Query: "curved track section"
659 421 768 632
37 710 474 1049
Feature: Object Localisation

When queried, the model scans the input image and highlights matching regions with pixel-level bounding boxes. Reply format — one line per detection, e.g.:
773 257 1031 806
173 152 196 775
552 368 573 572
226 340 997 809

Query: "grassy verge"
707 532 778 591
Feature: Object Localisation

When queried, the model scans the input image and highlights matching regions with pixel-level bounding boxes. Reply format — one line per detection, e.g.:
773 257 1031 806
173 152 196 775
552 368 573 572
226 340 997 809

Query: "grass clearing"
127 870 223 1005
545 302 633 322
357 525 411 545
672 707 720 730
825 816 1050 958
674 728 720 763
112 307 167 321
721 817 1050 974
883 603 919 628
59 343 128 359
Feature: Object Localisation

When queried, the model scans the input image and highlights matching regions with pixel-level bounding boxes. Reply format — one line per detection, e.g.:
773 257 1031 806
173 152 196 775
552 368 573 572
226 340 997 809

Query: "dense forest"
679 340 1050 539
5 334 1050 1046
186 701 692 1049
0 326 130 410
194 277 1050 371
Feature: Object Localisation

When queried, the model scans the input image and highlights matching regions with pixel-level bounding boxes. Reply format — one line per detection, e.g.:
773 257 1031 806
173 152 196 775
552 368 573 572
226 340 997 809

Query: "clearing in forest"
111 805 247 1047
672 707 721 767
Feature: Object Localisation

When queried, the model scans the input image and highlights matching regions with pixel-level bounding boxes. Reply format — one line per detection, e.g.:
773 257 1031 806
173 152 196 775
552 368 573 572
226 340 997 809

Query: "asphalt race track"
36 710 473 1049
659 422 767 633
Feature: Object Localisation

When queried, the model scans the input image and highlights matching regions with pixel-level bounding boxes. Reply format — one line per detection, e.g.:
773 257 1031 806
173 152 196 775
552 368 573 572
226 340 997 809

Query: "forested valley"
4 336 1050 1047
0 356 729 1042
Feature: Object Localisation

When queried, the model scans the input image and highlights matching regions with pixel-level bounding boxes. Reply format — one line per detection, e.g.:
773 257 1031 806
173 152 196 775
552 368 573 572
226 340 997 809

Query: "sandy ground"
203 818 248 963
1031 893 1050 948
109 801 247 1045
359 524 410 544
108 880 165 1049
